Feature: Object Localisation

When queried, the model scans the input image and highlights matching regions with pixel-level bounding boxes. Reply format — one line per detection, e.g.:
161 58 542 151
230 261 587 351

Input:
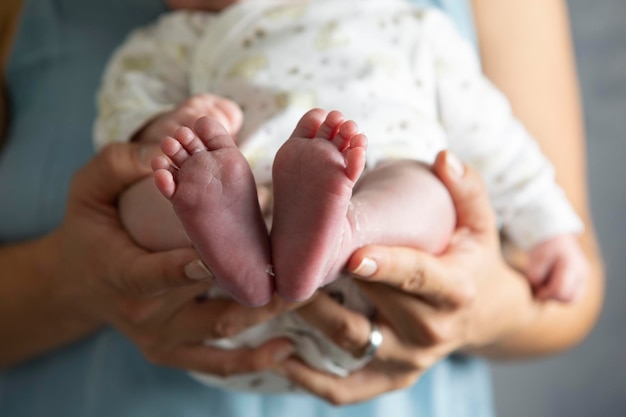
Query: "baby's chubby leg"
119 177 191 252
152 117 273 307
271 109 456 302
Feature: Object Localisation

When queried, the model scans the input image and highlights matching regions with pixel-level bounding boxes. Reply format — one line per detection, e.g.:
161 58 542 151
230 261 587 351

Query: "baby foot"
153 117 273 306
271 109 368 302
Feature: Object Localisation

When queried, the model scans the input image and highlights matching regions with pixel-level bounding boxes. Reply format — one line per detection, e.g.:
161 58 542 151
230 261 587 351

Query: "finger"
72 143 160 205
295 292 373 355
165 295 301 343
112 281 211 336
357 282 454 347
296 292 431 366
432 151 497 235
347 245 466 305
153 338 295 377
276 359 417 405
116 248 213 296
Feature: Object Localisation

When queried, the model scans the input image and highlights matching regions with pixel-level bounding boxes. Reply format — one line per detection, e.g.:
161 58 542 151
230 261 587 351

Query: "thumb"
432 151 497 235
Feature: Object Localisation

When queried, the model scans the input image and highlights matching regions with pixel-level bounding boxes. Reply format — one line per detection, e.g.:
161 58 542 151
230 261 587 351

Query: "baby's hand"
136 93 243 143
526 235 589 302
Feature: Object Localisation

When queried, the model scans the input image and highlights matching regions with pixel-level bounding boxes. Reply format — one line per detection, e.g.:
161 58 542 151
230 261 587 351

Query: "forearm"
0 233 103 368
466 230 603 359
466 0 604 358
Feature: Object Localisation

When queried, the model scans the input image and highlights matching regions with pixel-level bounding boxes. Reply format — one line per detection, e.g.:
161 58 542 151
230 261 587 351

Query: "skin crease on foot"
271 109 368 302
153 117 274 307
151 107 457 305
152 108 368 305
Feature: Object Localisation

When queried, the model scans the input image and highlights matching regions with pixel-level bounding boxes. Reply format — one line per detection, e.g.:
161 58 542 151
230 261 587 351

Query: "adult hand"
47 142 295 374
277 151 530 404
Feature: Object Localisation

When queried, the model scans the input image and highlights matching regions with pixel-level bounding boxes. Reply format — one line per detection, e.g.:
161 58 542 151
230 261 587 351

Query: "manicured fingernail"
351 257 378 278
445 152 465 179
184 260 213 280
273 344 295 362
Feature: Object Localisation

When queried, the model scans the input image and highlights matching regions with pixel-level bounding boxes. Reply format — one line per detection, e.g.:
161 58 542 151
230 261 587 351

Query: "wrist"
464 243 602 359
461 257 541 357
43 230 105 331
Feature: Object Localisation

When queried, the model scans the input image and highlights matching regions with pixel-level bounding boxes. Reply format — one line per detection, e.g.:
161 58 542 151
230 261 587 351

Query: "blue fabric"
0 0 492 416
410 0 476 43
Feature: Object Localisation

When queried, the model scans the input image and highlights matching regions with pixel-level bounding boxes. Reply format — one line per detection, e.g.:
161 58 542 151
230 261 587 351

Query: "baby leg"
119 177 191 251
271 110 367 301
153 117 273 307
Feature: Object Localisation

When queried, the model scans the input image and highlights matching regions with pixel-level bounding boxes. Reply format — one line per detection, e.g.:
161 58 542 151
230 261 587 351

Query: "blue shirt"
0 0 493 415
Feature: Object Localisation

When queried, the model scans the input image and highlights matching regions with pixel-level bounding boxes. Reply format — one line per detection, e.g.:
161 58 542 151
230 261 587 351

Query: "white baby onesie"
94 0 583 392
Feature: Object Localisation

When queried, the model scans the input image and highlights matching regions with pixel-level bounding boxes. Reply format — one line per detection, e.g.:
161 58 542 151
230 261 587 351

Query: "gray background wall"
492 0 626 415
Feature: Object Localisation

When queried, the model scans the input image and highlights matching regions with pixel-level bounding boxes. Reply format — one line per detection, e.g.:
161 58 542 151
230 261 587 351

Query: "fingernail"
445 152 465 179
184 260 213 280
351 257 378 278
273 344 295 362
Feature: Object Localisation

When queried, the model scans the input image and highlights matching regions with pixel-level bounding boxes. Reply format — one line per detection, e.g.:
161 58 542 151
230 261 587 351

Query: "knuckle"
406 350 434 371
210 319 238 339
452 281 477 308
119 255 176 298
401 262 426 293
245 355 270 374
135 334 163 353
209 361 237 377
324 388 347 406
70 144 124 195
390 371 420 390
464 169 487 199
142 348 167 366
116 299 151 327
334 316 365 350
419 320 449 346
99 143 133 174
406 351 425 369
98 142 121 164
118 271 151 297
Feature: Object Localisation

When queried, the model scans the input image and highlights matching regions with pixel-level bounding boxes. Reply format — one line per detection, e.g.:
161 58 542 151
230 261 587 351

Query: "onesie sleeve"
420 9 583 249
93 11 212 149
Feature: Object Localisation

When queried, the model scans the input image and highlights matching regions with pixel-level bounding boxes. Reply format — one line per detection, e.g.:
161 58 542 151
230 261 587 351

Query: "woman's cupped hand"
50 142 298 375
278 151 532 404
